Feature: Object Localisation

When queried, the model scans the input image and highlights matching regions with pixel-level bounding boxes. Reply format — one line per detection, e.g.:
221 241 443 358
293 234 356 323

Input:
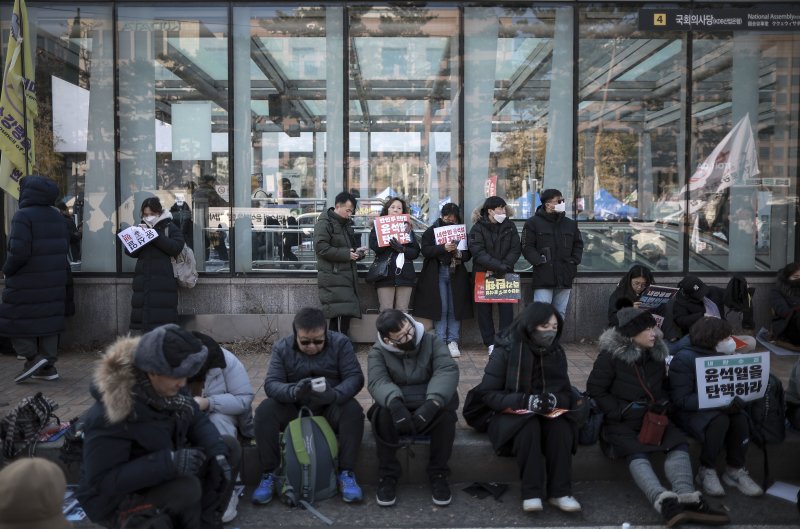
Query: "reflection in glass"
577 6 686 272
117 7 229 272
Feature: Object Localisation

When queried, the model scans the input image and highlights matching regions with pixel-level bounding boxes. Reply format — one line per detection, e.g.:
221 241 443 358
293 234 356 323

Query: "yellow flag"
0 0 37 199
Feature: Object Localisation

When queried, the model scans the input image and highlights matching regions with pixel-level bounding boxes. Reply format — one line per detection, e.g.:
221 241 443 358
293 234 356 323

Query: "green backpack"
278 407 339 510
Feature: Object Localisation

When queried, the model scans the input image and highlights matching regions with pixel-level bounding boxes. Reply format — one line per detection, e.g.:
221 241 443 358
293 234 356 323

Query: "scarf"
135 371 196 418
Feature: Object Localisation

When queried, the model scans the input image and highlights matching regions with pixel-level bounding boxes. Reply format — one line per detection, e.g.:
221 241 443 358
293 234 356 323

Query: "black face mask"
396 331 417 351
531 330 557 349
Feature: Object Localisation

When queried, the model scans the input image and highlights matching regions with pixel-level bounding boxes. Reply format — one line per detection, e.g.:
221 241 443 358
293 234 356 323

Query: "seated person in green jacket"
367 310 459 508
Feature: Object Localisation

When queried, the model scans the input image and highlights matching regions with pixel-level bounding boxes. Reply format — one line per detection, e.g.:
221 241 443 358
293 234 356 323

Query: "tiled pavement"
1 340 797 424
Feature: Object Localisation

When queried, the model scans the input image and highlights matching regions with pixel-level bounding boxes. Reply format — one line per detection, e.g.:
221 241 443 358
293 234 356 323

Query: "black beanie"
616 307 657 338
134 324 208 378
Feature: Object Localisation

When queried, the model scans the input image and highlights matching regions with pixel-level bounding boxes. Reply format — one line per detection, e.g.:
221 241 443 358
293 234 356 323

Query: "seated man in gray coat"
251 307 365 505
367 310 459 508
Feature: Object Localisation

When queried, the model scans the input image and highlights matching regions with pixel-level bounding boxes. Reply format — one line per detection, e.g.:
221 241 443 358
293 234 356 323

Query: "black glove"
291 378 313 402
308 387 337 406
388 398 415 435
214 454 232 483
649 400 671 414
172 448 206 476
505 263 515 273
389 238 405 253
526 393 556 413
411 399 441 432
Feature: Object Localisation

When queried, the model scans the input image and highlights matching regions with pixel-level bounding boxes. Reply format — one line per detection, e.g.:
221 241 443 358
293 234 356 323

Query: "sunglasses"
298 339 325 346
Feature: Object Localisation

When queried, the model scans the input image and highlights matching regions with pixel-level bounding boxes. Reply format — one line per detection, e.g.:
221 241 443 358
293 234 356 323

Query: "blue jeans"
434 266 460 343
533 288 571 319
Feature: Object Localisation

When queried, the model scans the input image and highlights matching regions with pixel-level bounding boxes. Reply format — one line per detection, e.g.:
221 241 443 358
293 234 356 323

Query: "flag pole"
18 0 30 175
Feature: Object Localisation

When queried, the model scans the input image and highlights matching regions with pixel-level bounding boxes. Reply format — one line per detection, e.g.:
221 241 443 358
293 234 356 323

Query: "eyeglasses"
298 339 325 346
386 328 414 345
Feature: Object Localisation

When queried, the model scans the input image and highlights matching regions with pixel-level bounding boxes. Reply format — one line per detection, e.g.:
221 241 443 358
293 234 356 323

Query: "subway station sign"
640 7 800 32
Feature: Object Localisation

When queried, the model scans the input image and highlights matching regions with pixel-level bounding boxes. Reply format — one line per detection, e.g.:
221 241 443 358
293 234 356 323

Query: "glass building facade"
3 2 799 278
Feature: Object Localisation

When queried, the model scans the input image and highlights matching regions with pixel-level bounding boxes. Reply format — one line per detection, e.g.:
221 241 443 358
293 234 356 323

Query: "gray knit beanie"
134 324 208 378
616 307 657 338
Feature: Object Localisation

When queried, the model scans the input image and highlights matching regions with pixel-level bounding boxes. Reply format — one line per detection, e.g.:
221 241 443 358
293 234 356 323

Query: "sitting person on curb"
769 262 800 351
367 310 459 508
587 307 729 527
251 307 365 505
669 317 763 498
188 332 256 524
608 264 655 327
77 324 240 529
475 302 581 513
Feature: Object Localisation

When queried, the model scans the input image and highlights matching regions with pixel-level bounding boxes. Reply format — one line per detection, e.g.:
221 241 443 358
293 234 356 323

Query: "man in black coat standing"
1 176 69 383
521 188 583 320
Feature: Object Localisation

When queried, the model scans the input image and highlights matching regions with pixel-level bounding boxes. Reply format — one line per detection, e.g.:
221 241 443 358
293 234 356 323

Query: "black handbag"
366 256 390 283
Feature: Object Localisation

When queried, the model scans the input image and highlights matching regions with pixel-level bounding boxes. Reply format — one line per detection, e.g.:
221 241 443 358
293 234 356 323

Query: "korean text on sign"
433 224 467 245
694 352 769 409
117 226 159 253
374 214 412 247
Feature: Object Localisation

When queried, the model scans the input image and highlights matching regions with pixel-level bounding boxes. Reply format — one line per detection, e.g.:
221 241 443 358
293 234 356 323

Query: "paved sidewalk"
2 340 796 424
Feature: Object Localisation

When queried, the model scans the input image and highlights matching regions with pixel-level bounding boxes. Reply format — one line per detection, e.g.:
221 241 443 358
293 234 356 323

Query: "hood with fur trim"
94 336 142 424
470 204 515 225
598 327 669 365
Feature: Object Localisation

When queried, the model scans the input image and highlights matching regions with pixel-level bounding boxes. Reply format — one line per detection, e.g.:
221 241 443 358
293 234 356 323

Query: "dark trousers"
511 416 573 500
371 405 457 481
253 398 364 473
700 412 749 468
777 312 800 346
476 302 514 346
109 436 241 529
329 317 351 336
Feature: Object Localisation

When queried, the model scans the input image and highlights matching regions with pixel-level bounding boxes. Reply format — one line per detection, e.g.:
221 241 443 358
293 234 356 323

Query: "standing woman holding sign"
668 317 763 497
469 196 520 356
414 203 473 358
368 197 421 313
127 197 184 332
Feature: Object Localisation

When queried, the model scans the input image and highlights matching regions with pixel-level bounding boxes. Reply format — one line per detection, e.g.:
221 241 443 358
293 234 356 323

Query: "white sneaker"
696 466 725 497
522 497 543 512
448 342 461 358
222 491 238 523
722 466 763 496
548 495 582 512
487 344 494 356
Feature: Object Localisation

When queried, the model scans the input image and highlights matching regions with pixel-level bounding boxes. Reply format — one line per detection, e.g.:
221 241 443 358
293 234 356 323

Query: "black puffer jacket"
127 213 184 332
521 206 583 288
265 331 364 406
77 337 228 523
770 268 800 338
479 331 573 454
413 219 473 322
468 206 520 275
0 176 68 338
368 226 420 288
587 328 687 458
672 277 725 335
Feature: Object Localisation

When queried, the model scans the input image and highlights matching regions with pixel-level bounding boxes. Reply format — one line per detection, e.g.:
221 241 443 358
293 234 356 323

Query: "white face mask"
715 337 737 354
493 213 507 223
554 202 566 213
143 215 158 225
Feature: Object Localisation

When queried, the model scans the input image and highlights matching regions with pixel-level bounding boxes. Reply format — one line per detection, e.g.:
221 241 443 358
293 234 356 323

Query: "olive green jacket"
314 208 361 319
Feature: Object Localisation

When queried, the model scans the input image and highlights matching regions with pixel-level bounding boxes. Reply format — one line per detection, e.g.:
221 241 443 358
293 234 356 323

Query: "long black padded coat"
0 176 68 338
126 214 184 331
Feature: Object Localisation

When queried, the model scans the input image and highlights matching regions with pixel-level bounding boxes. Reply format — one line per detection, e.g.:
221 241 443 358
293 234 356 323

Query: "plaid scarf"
134 371 196 418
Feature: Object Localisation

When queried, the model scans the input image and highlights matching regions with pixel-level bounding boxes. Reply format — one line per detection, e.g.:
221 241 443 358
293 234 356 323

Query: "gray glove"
171 448 206 476
214 454 232 482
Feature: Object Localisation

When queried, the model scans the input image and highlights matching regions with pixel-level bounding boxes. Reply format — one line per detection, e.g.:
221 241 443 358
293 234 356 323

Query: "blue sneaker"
338 470 363 503
251 473 276 505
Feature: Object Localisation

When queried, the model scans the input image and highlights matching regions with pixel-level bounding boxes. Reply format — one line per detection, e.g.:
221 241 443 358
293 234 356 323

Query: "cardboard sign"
433 224 467 245
374 214 412 247
118 226 158 252
638 285 678 309
474 272 520 303
695 352 769 409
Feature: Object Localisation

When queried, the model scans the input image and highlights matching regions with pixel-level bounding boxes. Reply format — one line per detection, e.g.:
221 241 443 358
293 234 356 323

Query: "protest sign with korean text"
374 214 412 247
433 224 467 245
638 285 678 309
118 226 159 253
474 271 521 303
695 352 769 409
